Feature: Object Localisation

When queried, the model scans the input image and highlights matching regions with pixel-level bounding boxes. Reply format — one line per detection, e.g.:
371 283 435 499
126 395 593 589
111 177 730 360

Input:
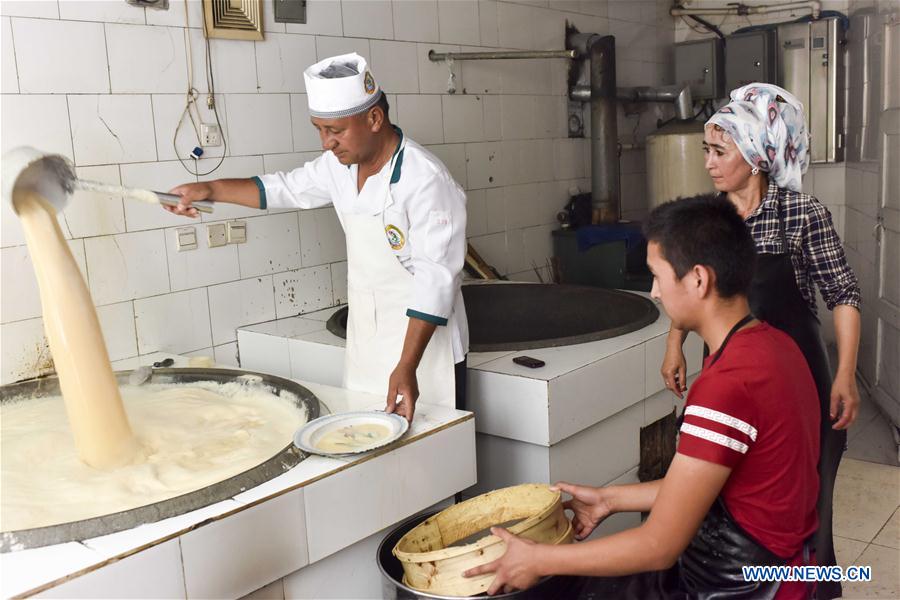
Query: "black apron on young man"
578 316 812 600
745 199 845 600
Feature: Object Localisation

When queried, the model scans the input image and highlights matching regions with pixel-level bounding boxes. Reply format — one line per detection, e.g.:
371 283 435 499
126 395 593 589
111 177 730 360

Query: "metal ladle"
2 146 215 215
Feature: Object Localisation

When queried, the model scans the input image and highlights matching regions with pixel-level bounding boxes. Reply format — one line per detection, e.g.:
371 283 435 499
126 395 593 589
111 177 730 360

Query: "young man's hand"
552 482 614 540
463 527 542 595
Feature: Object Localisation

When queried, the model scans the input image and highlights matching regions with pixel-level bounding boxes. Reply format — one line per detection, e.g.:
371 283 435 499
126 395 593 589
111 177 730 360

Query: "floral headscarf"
706 83 809 192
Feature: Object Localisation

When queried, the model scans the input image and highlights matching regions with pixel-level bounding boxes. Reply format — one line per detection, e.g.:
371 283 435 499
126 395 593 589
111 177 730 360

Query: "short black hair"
374 92 390 122
643 194 756 298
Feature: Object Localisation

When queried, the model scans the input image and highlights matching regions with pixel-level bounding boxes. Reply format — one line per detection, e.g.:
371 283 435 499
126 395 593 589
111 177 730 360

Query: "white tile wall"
273 265 334 318
370 40 419 94
396 95 443 144
85 230 169 305
96 301 138 362
1 240 86 323
286 0 343 36
1 18 18 93
69 95 158 166
145 0 204 28
255 33 317 94
64 165 127 238
498 1 534 50
12 18 108 93
238 213 302 277
134 287 212 354
478 1 500 46
315 34 370 62
331 260 348 303
392 0 439 43
224 94 294 156
441 94 484 143
107 24 187 94
1 94 74 160
199 35 259 94
208 276 277 345
438 0 480 46
299 207 346 267
1 1 59 19
342 0 394 40
57 0 146 24
165 227 240 291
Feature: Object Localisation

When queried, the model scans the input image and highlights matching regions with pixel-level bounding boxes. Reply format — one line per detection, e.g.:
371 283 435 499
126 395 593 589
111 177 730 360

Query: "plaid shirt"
744 182 861 313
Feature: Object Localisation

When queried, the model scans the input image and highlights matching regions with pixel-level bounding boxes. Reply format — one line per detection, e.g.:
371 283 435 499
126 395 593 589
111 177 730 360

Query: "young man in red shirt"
465 195 821 599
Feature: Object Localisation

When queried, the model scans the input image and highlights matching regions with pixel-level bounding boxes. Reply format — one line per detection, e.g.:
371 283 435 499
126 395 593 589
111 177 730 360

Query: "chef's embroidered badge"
385 225 405 250
364 72 376 95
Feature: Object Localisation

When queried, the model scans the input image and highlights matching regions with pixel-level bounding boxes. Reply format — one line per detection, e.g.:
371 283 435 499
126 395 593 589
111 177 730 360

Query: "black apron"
579 317 812 600
745 197 845 600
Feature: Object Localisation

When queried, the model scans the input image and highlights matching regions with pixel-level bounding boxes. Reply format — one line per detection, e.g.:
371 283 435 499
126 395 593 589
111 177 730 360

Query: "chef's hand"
386 362 418 422
661 343 687 399
552 482 613 540
463 527 542 595
166 183 213 218
830 372 860 429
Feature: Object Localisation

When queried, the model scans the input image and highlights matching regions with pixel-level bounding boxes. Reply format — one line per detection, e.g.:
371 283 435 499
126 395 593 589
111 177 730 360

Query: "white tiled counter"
237 290 705 539
1 354 475 599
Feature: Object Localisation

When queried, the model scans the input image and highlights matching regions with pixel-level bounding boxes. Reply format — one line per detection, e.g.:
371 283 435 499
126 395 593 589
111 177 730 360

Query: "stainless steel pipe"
427 49 575 61
589 35 619 224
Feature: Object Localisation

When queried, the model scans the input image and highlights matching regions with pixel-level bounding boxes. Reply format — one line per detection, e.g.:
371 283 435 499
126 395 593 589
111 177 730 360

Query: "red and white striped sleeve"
677 375 757 468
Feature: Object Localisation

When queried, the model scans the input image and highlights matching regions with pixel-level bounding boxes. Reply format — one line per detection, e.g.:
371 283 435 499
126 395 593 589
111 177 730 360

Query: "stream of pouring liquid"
13 190 138 469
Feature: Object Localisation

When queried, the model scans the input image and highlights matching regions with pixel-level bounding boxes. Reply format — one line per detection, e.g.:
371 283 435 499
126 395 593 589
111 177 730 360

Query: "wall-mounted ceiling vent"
203 0 264 41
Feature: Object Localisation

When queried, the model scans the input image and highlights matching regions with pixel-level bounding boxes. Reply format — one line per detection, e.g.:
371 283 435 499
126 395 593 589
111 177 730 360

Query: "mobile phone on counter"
513 355 545 369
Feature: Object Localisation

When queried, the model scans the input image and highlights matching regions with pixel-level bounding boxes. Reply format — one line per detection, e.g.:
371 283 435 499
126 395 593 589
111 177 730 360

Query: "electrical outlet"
207 223 227 247
201 123 221 147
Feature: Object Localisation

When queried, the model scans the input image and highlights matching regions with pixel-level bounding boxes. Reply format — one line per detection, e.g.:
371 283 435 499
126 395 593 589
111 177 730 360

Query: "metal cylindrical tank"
645 121 715 209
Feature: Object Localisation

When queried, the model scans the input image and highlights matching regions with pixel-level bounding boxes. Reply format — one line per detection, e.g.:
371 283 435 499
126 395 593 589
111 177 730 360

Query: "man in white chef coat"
167 53 468 422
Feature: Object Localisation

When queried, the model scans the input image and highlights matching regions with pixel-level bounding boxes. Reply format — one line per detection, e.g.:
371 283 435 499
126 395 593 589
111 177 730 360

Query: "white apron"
341 143 457 408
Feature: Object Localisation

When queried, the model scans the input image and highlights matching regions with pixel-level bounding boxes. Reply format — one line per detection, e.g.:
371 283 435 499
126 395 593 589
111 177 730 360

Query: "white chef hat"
303 53 382 119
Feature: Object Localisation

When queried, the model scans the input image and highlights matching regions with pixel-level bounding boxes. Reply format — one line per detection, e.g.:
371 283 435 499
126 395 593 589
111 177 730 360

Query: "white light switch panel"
176 226 197 251
227 220 247 244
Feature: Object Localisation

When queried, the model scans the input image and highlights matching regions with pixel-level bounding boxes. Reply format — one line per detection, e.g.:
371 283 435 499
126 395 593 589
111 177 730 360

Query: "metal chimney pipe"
589 36 619 224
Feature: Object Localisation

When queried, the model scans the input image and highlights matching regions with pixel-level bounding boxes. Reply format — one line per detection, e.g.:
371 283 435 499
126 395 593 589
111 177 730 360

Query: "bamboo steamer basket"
393 484 574 597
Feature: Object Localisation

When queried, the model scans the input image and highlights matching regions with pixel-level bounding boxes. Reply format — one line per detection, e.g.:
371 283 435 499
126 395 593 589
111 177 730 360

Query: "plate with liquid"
293 411 409 456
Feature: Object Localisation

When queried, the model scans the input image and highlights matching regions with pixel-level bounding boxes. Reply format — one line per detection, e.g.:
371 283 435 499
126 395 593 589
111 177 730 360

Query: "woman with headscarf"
660 83 861 599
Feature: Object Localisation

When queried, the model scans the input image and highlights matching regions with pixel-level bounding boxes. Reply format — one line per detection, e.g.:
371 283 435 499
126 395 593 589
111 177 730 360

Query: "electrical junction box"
274 0 306 24
675 38 725 100
726 30 778 92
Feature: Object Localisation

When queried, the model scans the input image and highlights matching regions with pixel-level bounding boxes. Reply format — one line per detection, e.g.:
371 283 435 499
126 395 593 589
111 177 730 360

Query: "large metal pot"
377 510 583 599
0 368 319 552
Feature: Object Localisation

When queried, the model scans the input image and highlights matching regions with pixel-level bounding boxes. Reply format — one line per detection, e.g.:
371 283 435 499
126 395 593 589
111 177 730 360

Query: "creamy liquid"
1 381 307 531
315 424 391 452
14 191 137 469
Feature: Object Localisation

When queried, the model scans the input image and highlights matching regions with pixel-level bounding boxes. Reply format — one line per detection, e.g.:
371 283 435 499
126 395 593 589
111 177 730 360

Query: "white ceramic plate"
293 411 409 456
